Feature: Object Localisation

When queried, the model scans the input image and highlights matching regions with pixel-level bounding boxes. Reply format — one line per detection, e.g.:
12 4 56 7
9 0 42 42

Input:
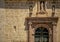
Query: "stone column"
49 28 53 42
53 24 57 42
28 22 34 42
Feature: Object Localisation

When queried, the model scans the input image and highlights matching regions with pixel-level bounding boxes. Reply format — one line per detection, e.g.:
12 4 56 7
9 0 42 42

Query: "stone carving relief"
25 17 58 42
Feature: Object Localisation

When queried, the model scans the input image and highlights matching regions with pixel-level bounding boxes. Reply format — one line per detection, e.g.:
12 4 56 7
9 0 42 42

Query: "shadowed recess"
4 1 35 9
35 27 49 42
0 0 60 9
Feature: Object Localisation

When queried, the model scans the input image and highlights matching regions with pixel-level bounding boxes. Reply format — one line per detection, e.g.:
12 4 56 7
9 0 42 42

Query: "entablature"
25 17 58 30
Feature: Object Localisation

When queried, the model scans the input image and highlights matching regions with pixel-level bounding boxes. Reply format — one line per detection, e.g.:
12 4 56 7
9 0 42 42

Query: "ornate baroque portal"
25 17 58 42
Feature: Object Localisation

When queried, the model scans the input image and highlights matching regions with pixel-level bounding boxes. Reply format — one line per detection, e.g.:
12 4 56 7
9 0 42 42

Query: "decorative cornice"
25 17 58 30
26 17 58 23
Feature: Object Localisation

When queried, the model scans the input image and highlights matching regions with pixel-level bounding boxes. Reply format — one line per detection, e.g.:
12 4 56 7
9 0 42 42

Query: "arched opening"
35 27 49 42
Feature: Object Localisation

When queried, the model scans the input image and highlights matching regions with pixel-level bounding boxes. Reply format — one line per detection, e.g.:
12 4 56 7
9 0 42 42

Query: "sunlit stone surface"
0 0 60 42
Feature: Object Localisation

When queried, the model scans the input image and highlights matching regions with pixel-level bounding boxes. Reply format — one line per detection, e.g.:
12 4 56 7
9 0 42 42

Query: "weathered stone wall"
0 0 60 42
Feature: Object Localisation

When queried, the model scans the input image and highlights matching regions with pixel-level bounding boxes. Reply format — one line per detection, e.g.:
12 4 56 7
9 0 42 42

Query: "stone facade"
0 0 60 42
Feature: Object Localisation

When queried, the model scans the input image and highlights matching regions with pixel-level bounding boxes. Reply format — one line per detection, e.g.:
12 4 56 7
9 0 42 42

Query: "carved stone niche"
25 17 58 42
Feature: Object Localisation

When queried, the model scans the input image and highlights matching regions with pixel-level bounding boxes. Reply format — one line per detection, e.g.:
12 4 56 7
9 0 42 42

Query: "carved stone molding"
26 17 58 28
25 17 58 42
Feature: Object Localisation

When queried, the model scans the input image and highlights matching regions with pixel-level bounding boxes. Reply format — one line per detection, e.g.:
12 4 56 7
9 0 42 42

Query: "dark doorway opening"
35 27 49 42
